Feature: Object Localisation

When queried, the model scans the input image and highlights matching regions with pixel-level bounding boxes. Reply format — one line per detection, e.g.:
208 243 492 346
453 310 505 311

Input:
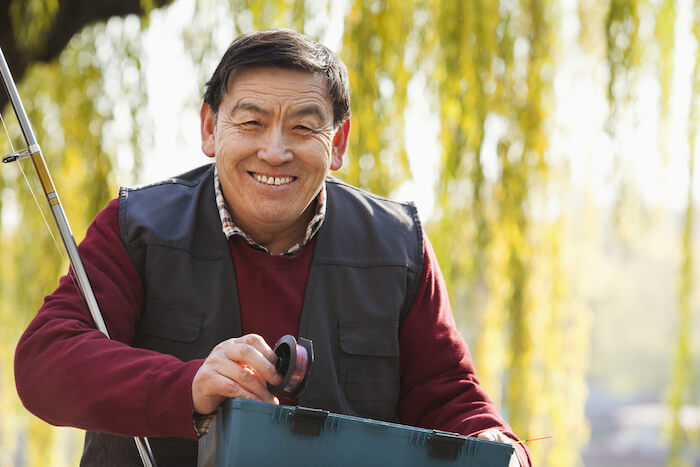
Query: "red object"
15 197 531 466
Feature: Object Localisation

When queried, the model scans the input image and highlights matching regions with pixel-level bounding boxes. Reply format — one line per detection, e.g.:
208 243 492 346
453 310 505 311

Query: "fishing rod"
0 47 157 467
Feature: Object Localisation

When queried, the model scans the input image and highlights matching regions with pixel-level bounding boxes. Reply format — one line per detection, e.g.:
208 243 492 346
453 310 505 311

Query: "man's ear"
200 102 216 158
330 119 351 170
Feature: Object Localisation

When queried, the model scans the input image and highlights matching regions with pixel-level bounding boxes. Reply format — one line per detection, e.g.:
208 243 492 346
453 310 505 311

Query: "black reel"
267 335 314 400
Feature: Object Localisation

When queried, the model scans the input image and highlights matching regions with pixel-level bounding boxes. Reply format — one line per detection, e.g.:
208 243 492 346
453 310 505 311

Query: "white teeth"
253 173 293 185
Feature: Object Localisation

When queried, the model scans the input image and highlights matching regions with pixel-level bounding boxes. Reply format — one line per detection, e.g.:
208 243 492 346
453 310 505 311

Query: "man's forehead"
225 66 330 99
223 67 333 117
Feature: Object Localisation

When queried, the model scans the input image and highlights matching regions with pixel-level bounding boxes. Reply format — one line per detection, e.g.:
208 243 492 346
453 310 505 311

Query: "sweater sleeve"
14 198 204 439
397 233 532 467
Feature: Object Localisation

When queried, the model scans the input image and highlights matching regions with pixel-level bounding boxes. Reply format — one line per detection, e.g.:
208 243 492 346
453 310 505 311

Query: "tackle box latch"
290 406 329 436
427 430 466 460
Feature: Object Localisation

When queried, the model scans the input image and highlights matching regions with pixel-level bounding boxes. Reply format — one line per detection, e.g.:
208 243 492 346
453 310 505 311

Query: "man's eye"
294 125 312 132
244 121 260 126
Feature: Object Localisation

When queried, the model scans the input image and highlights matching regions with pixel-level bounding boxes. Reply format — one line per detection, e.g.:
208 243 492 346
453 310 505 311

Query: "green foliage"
655 0 676 120
666 162 694 467
426 3 587 465
428 0 510 405
232 0 308 31
8 0 59 53
665 4 699 466
604 0 639 110
338 0 413 195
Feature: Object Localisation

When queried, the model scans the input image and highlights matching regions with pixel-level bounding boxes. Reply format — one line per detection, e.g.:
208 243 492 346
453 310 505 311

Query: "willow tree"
338 0 414 195
424 1 590 465
666 3 699 465
599 0 699 463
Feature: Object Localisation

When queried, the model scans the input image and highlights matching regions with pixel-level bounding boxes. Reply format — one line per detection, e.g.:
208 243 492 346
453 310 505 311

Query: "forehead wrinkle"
233 78 329 102
230 101 271 117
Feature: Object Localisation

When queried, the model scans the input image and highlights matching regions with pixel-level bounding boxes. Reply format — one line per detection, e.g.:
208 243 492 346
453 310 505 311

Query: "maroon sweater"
15 198 531 466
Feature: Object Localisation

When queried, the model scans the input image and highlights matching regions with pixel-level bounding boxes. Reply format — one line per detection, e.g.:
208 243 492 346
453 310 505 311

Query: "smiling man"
15 30 530 467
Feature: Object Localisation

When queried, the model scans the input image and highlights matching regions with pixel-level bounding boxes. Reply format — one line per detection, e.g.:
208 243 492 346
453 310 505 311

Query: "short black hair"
203 29 350 126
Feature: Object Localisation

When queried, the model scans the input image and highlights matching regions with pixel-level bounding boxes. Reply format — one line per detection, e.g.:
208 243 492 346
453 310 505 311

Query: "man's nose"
258 127 292 165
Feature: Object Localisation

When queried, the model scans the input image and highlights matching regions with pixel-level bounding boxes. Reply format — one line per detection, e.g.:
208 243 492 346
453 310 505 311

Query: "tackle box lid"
198 398 513 467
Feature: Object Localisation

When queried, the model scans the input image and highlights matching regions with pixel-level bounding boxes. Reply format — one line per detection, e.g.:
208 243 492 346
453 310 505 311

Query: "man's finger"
213 360 275 402
218 339 282 385
207 372 264 401
477 430 521 467
478 429 511 444
239 334 278 362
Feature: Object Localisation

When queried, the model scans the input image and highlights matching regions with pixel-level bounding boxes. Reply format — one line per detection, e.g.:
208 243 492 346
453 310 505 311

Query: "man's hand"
478 429 521 467
192 334 283 414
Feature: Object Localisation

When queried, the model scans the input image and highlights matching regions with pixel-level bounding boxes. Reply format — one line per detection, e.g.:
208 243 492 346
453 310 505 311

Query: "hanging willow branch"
666 3 699 464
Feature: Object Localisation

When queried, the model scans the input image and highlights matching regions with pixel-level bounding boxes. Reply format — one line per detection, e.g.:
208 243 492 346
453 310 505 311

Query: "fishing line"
16 159 70 267
0 110 13 151
1 109 77 285
19 158 86 301
513 436 553 445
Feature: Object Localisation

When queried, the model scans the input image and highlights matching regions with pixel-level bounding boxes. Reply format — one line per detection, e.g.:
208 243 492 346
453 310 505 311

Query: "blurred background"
0 0 699 465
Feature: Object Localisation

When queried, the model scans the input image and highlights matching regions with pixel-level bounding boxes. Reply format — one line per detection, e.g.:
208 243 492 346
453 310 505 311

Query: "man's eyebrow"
289 104 328 121
230 102 271 116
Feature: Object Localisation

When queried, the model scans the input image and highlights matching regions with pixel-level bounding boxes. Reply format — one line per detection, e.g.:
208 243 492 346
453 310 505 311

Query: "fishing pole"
0 46 157 467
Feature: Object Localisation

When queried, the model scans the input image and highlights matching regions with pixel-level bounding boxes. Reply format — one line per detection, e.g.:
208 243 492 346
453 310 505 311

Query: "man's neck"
231 202 315 255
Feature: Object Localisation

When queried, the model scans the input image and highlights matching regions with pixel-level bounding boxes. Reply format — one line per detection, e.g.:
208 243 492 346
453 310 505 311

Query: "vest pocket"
339 320 400 421
137 298 204 361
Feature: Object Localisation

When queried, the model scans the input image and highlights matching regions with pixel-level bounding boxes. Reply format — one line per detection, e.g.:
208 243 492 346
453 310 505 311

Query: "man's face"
200 66 349 248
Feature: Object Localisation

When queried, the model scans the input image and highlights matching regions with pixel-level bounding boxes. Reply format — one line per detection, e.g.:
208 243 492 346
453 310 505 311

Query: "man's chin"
253 210 304 230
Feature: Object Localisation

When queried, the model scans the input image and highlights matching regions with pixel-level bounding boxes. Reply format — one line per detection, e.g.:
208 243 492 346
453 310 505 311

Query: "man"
15 30 531 466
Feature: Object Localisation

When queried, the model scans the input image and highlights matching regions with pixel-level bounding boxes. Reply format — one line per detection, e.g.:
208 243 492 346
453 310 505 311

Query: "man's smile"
250 171 296 186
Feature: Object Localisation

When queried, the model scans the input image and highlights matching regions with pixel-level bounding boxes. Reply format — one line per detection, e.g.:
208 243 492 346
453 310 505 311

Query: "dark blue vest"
81 164 423 466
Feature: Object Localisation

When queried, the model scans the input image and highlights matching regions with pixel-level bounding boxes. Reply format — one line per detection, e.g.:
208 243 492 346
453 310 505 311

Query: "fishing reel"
267 335 314 400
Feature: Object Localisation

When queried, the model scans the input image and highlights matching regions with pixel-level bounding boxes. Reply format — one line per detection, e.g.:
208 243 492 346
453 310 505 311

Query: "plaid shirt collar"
214 166 326 256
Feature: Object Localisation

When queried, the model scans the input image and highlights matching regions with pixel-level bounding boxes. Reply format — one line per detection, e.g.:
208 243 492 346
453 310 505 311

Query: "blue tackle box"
197 398 514 467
